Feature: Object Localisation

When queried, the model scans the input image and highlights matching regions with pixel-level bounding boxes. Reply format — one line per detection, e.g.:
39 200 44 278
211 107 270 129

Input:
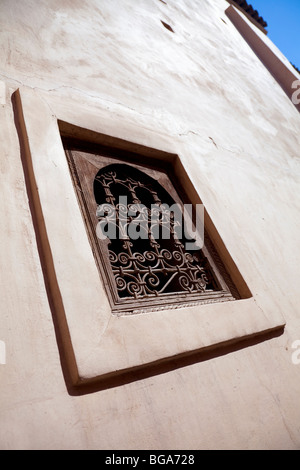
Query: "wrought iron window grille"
65 147 239 314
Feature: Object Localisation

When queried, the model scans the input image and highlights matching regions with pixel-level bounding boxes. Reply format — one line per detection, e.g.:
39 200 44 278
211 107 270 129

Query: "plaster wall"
0 0 300 449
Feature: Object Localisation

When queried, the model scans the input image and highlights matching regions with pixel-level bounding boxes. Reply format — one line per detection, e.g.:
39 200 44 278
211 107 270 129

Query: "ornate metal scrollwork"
95 166 215 300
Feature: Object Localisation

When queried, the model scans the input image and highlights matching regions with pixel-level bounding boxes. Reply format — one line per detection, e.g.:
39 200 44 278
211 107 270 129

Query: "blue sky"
251 0 300 68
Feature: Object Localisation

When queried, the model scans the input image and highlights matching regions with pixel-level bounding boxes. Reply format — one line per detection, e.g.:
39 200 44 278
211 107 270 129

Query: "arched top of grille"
94 163 174 208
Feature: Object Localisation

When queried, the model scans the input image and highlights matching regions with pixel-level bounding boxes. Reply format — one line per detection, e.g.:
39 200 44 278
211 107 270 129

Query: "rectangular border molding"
13 86 285 391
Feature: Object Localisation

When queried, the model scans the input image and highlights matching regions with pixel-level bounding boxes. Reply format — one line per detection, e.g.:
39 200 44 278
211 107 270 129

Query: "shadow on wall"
67 327 284 396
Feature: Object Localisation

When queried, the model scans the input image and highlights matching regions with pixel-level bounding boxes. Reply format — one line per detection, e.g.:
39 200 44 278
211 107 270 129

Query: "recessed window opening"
65 142 241 314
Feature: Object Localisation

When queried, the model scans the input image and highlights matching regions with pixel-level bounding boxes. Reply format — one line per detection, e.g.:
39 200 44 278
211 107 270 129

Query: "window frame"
14 86 285 389
65 144 239 314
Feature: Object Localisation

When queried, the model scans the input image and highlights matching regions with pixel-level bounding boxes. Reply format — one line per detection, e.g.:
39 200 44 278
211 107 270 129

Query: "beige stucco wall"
0 0 300 449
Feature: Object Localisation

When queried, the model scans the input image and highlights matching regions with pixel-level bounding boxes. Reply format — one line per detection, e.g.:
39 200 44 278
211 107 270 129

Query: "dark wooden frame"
63 138 240 314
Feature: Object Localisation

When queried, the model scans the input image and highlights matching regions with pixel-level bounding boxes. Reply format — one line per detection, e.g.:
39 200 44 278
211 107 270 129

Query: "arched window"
66 147 238 314
94 163 216 299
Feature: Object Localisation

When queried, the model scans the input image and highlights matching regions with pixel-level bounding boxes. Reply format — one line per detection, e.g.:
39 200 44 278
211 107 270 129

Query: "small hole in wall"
161 20 174 33
159 0 167 4
220 18 227 25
